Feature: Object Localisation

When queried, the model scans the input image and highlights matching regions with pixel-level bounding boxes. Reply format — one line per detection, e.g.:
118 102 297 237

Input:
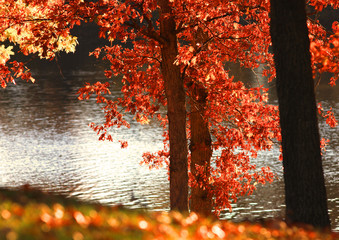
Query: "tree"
269 0 334 228
79 0 282 215
158 0 189 211
1 0 337 216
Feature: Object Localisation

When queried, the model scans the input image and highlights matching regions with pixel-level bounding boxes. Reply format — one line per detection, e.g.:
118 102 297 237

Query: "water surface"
0 61 337 231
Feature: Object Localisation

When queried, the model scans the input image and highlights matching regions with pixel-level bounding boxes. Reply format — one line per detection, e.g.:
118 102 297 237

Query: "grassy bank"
0 186 337 240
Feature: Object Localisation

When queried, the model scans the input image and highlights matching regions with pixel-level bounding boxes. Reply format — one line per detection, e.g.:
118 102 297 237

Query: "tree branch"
176 13 232 33
125 19 165 45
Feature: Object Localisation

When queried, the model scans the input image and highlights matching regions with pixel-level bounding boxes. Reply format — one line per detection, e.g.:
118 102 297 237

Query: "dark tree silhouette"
270 0 331 228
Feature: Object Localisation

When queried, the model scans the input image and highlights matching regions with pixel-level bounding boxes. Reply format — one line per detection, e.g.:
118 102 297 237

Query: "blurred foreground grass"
0 186 337 240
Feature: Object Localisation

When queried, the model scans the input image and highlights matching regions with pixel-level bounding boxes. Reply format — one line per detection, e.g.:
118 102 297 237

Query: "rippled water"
0 62 337 231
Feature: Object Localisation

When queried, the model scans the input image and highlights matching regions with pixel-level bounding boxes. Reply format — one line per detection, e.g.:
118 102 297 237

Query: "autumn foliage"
0 0 338 214
0 187 337 240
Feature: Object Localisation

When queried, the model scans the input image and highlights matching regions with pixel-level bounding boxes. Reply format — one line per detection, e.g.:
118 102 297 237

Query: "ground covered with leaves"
0 186 337 240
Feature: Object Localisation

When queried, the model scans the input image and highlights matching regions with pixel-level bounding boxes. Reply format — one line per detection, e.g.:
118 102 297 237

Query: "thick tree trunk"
270 0 330 228
189 28 212 215
158 0 189 212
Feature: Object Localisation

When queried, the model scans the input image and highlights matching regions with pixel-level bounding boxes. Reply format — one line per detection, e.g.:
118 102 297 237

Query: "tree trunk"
189 28 212 216
270 0 330 228
189 85 212 215
159 0 189 212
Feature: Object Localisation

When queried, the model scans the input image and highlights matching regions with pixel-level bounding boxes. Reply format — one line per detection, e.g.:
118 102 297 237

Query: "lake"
0 57 338 231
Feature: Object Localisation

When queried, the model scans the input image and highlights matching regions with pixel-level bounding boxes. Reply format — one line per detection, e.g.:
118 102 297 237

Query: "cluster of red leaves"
318 102 338 128
309 20 339 87
0 61 34 88
78 81 131 142
0 188 337 240
308 0 339 12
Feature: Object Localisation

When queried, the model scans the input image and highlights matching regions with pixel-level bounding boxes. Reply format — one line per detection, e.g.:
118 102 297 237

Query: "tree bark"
158 0 189 212
270 0 330 228
189 85 212 215
189 28 212 216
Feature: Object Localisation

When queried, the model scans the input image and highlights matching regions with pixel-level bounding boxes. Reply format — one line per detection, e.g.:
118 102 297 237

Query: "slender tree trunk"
189 28 212 215
189 85 212 215
270 0 330 228
158 0 189 212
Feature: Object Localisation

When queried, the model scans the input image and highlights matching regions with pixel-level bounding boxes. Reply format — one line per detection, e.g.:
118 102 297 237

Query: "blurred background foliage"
0 186 337 240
